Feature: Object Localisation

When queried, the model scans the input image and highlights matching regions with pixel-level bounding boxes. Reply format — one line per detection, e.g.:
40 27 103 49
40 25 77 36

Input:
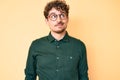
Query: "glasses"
48 13 67 21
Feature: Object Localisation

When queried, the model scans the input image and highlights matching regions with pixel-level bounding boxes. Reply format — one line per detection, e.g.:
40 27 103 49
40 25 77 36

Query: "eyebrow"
49 12 66 15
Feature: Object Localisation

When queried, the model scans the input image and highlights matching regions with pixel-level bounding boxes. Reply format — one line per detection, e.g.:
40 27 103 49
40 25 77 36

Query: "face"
46 8 69 34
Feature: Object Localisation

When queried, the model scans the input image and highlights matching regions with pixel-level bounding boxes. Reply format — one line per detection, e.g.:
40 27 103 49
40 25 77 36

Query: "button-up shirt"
25 32 89 80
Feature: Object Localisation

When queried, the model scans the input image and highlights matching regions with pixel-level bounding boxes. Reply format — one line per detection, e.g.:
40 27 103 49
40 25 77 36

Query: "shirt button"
56 57 59 59
56 46 60 48
56 69 59 72
70 56 73 59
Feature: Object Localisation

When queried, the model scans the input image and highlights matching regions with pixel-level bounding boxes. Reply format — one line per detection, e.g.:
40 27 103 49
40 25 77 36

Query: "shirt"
25 32 89 80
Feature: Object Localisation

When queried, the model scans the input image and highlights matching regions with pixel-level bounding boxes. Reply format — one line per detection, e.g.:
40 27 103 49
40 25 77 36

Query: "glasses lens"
60 13 66 19
48 13 67 21
49 13 57 21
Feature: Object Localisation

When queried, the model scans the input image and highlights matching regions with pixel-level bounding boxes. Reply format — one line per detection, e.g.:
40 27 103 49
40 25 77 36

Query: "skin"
45 8 69 40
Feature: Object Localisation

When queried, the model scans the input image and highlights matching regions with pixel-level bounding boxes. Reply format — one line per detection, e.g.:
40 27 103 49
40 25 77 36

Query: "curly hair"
44 0 69 19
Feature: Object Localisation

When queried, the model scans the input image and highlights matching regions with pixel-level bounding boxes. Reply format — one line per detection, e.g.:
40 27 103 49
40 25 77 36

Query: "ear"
45 18 49 24
66 17 69 23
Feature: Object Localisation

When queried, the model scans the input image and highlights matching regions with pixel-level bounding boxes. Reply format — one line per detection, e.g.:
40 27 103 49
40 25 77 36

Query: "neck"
51 31 66 41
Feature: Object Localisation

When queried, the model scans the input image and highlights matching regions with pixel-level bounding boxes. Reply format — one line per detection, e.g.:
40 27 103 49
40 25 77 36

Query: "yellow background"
0 0 120 80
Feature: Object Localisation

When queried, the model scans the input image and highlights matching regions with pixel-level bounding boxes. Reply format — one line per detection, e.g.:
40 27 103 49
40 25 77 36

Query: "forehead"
49 8 65 15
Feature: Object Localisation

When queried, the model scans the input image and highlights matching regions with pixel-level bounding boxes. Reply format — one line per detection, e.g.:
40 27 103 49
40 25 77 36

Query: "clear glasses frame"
48 13 67 21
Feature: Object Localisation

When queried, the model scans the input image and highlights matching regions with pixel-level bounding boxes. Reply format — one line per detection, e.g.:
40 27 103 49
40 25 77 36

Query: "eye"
60 13 66 19
50 14 57 19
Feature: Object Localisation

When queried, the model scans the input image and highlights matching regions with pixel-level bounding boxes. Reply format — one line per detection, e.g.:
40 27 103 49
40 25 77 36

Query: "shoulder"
68 36 87 56
69 35 85 47
30 35 48 47
34 36 48 43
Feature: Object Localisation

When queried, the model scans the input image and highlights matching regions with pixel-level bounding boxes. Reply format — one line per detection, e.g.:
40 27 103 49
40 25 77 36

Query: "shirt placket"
54 40 63 78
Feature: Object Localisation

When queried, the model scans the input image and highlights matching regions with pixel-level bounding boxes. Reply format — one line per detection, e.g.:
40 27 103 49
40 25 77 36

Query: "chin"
54 29 66 34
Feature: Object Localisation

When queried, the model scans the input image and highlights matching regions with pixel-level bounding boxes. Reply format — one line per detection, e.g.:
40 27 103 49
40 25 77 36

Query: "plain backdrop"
0 0 120 80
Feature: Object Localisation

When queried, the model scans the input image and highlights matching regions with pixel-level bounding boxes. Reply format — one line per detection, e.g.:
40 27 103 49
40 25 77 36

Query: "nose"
56 15 62 22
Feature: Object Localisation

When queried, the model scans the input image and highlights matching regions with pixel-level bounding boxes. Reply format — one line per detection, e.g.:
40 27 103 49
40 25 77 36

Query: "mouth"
56 24 63 26
55 22 64 27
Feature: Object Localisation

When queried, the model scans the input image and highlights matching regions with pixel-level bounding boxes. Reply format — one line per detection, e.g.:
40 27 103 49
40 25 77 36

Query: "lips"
55 22 64 26
57 23 63 26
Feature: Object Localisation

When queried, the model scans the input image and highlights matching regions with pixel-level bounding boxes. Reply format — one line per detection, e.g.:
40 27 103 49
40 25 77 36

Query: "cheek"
48 21 56 28
64 19 69 24
64 21 69 26
49 22 55 26
48 22 55 28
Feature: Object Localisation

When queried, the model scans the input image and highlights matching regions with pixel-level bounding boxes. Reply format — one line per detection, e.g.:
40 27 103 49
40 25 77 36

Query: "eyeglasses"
48 13 67 21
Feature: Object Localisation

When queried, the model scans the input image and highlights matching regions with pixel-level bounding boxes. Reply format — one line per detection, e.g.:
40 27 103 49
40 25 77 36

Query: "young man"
25 0 89 80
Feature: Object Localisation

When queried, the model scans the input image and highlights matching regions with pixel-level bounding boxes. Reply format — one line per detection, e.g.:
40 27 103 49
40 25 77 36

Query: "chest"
35 42 81 70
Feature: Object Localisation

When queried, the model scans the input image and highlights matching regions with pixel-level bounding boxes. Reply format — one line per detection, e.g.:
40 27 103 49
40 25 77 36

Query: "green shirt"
25 32 89 80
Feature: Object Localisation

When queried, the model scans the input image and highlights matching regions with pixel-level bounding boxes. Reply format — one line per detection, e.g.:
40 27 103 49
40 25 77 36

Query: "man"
25 0 89 80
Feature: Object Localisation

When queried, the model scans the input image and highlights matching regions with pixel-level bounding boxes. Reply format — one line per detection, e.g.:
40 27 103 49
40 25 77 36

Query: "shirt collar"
47 32 70 43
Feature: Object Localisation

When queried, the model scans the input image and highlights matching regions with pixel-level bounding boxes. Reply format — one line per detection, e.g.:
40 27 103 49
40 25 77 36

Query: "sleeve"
24 42 37 80
79 42 89 80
